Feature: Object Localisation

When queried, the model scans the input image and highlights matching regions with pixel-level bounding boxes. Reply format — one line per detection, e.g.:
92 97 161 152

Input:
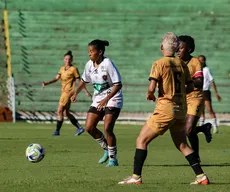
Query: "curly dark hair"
178 35 195 54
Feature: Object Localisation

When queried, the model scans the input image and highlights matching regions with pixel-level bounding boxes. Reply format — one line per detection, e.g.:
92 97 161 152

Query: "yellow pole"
3 10 12 76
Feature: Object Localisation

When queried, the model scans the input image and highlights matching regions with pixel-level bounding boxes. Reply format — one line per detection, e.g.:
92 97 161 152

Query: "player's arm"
211 81 221 101
96 82 122 111
186 81 194 94
76 78 92 98
102 60 123 100
97 61 122 111
193 76 203 89
207 68 221 101
146 80 157 101
105 83 122 101
42 74 60 87
193 62 203 89
71 79 87 102
147 62 160 102
184 64 194 94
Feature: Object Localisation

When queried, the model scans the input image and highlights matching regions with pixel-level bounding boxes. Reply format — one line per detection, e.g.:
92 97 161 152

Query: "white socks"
95 135 108 150
108 146 117 160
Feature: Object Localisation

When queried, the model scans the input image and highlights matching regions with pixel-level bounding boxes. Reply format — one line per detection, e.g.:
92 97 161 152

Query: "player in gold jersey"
178 36 212 161
119 33 209 185
42 51 91 136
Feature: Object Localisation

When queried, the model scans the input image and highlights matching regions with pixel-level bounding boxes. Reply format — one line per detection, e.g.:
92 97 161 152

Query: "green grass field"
0 122 229 192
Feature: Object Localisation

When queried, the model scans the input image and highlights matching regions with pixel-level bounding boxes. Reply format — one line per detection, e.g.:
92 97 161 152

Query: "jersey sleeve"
81 63 91 83
73 67 80 79
58 67 62 76
106 60 122 84
193 62 203 78
149 62 161 81
207 68 214 82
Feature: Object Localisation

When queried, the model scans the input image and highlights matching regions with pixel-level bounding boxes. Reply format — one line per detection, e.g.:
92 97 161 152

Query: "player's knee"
104 126 114 136
57 109 63 118
178 143 188 152
136 135 147 146
85 124 94 134
185 124 194 136
63 111 68 117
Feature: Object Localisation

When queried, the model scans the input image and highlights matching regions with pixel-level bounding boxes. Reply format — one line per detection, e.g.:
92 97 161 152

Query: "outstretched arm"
42 74 60 87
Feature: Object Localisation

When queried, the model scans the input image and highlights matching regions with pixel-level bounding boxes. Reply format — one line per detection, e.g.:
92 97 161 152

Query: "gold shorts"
146 112 185 135
59 92 73 107
187 98 204 117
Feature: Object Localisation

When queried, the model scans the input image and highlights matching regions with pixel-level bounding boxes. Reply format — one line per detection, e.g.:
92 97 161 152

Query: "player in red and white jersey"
71 39 123 167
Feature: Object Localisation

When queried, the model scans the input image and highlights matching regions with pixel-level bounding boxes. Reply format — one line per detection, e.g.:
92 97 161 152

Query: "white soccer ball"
26 143 45 163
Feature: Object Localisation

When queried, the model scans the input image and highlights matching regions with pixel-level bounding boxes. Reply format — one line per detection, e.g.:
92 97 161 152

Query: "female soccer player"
118 32 209 185
42 51 91 136
177 36 212 161
71 39 123 167
198 55 221 133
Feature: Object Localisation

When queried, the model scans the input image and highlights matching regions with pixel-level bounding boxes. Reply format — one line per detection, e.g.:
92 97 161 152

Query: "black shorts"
203 90 211 101
88 106 121 120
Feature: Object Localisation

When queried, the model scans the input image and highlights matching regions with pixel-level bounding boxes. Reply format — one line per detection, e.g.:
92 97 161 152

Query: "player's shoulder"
190 57 201 65
70 65 77 70
153 57 166 66
85 59 93 68
103 57 113 65
154 56 182 65
103 57 116 68
59 65 65 72
203 66 211 73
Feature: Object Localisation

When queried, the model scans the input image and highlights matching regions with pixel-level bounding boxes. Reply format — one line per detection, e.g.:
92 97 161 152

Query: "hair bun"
102 40 109 46
67 50 72 55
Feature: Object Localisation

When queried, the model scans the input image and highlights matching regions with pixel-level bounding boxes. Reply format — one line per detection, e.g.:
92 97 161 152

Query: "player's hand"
42 82 47 87
97 98 109 111
146 92 156 102
86 92 92 98
216 93 221 101
71 93 77 103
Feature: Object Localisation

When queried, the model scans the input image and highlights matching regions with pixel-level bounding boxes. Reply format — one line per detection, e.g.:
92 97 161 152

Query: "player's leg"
196 95 213 141
185 114 200 160
119 113 168 184
85 107 108 163
65 101 85 136
103 107 121 167
199 108 205 126
206 100 218 133
170 126 209 185
52 104 65 136
196 115 212 143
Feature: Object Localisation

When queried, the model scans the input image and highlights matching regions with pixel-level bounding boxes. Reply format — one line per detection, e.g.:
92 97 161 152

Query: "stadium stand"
2 0 230 113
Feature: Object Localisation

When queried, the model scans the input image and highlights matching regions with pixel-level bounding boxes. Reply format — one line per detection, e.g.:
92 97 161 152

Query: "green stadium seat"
4 1 230 112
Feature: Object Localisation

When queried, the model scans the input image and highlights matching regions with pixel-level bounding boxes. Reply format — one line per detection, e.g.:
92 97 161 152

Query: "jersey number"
174 72 182 93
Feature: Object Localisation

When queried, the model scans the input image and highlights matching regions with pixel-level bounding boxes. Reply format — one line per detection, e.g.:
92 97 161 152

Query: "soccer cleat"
52 131 60 136
98 150 109 164
203 123 212 143
74 127 85 136
106 159 119 167
190 174 209 185
118 175 142 184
